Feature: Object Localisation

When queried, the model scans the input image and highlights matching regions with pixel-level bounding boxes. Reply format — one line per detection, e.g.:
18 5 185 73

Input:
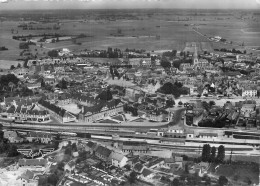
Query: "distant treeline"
110 65 132 68
12 33 88 41
0 46 8 51
214 48 246 54
13 33 66 41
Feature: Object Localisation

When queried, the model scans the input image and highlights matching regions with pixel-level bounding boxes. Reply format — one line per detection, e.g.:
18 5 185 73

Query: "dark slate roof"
82 99 122 116
95 146 112 158
142 168 153 177
86 141 96 148
7 106 16 113
133 162 144 172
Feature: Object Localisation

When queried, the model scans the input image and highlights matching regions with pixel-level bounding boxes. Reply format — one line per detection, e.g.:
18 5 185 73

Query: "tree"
202 101 210 111
210 146 216 162
47 173 59 186
166 99 175 108
10 65 15 70
218 175 228 186
71 143 77 152
96 88 113 101
64 147 71 155
158 82 189 99
7 144 19 157
58 79 67 89
160 56 171 68
128 171 137 184
217 145 225 163
19 42 29 49
8 82 15 92
57 162 64 171
172 178 180 186
202 144 211 162
47 50 59 58
184 163 189 174
209 101 216 107
202 175 211 186
17 63 21 68
41 79 45 88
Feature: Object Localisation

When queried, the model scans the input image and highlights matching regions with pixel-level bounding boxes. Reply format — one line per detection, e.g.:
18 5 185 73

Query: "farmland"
0 9 260 61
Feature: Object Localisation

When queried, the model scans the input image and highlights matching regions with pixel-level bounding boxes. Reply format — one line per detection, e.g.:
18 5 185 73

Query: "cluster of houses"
0 97 51 123
3 130 54 144
185 99 260 129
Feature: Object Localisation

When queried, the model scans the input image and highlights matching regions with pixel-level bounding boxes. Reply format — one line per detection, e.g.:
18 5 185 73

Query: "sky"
0 0 260 10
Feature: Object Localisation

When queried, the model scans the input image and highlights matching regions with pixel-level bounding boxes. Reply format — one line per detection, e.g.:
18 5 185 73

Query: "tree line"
201 144 225 163
214 48 246 54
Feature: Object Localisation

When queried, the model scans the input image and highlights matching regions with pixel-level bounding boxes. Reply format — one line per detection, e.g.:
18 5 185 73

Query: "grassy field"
210 163 259 186
0 10 260 61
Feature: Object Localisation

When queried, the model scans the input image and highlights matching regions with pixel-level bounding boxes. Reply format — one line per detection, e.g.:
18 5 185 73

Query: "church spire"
193 43 199 66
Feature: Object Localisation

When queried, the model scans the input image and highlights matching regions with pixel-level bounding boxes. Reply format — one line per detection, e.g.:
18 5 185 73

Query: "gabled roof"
133 162 143 172
141 168 154 177
111 152 126 162
6 106 16 113
95 146 112 158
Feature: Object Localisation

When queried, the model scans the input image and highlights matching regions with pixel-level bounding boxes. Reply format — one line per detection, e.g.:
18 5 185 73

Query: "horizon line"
1 8 260 11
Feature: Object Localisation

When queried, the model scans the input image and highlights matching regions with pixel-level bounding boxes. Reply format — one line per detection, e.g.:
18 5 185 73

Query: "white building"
110 152 128 168
242 89 257 97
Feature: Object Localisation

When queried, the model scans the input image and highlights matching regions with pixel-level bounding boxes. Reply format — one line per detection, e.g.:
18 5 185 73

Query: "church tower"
193 44 199 66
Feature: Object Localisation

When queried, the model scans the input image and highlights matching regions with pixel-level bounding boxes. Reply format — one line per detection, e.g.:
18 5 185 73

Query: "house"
133 162 144 174
18 159 47 169
64 160 76 173
26 132 53 144
146 109 171 122
198 133 218 139
17 170 38 186
145 158 164 169
120 141 149 154
242 88 257 97
164 156 183 170
140 168 155 181
94 146 112 161
125 86 144 102
189 162 209 177
110 151 128 168
0 103 51 123
127 156 140 168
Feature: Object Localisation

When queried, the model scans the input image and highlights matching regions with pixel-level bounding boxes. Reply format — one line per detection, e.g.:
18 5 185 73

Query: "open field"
210 163 259 186
0 60 24 69
0 9 260 61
